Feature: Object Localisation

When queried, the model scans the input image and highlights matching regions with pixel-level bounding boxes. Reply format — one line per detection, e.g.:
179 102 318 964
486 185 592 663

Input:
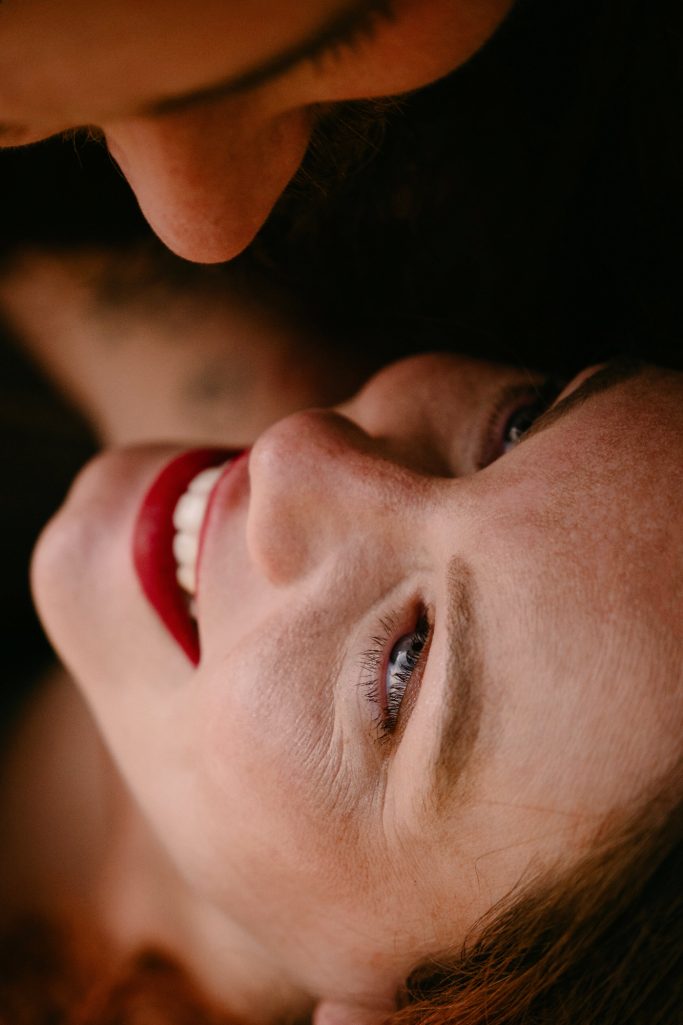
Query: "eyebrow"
431 558 484 809
519 356 646 447
430 358 646 807
142 0 381 117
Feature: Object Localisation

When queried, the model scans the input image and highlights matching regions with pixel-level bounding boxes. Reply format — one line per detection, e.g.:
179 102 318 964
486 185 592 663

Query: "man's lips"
132 448 243 665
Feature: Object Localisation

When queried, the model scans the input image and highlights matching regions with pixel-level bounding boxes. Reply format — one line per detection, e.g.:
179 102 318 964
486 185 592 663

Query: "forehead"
503 366 682 615
0 0 340 123
477 368 681 771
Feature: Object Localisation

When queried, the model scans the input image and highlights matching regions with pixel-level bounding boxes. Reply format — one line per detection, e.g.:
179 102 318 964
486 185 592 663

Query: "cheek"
182 635 370 917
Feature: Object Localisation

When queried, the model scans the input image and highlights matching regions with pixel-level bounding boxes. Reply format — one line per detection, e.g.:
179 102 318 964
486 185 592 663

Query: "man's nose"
103 104 313 263
246 409 425 586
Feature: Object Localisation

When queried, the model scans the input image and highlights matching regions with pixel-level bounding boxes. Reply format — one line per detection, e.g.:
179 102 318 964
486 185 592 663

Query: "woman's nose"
247 355 471 585
246 409 424 586
339 354 461 476
103 104 313 263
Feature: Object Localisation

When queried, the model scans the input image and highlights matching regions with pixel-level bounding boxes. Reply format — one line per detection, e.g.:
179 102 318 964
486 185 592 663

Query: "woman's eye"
501 401 547 453
499 378 568 457
479 377 568 470
359 610 431 743
381 614 430 736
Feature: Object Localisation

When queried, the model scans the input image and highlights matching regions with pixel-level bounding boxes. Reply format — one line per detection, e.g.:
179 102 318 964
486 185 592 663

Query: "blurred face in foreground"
32 355 683 1021
0 0 514 262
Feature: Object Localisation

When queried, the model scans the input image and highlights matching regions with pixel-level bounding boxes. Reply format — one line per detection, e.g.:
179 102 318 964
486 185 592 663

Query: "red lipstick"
132 448 238 664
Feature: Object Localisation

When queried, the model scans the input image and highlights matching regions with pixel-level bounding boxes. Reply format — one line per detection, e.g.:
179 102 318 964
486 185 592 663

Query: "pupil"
505 402 543 450
390 636 413 677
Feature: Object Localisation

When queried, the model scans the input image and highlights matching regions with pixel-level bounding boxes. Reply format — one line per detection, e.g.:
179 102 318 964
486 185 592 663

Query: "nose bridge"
246 410 405 586
104 104 312 262
340 355 455 476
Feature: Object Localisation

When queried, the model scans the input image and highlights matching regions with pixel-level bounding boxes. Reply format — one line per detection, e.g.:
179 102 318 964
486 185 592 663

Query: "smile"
132 448 243 664
173 463 229 607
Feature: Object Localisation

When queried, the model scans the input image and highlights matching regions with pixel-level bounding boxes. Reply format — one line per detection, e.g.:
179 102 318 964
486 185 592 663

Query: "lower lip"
132 448 241 665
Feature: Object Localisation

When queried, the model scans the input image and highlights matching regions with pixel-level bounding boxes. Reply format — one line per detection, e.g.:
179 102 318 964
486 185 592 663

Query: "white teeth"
173 491 207 532
173 531 199 565
172 461 230 608
188 465 224 496
176 561 197 596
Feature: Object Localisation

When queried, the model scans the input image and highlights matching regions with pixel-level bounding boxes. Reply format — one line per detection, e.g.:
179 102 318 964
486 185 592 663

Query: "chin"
30 446 192 692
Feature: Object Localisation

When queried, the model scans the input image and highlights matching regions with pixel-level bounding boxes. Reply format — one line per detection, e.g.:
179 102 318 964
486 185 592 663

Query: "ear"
313 999 394 1025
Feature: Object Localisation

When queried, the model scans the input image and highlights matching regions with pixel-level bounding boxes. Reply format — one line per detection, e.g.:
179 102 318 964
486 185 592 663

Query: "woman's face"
33 354 682 1010
0 0 513 262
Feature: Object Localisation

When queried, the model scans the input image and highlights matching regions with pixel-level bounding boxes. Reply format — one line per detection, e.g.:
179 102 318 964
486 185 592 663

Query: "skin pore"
0 0 515 261
15 353 682 1024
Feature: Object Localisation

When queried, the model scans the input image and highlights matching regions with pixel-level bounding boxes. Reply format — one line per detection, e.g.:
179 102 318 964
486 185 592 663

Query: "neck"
0 666 310 1024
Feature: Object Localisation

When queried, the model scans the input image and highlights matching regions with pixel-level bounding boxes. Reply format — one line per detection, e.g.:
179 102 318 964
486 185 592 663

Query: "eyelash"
478 376 567 468
310 0 397 67
359 607 431 743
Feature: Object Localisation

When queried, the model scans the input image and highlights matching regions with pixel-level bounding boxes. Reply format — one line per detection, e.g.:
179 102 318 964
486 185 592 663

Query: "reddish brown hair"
394 764 682 1025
